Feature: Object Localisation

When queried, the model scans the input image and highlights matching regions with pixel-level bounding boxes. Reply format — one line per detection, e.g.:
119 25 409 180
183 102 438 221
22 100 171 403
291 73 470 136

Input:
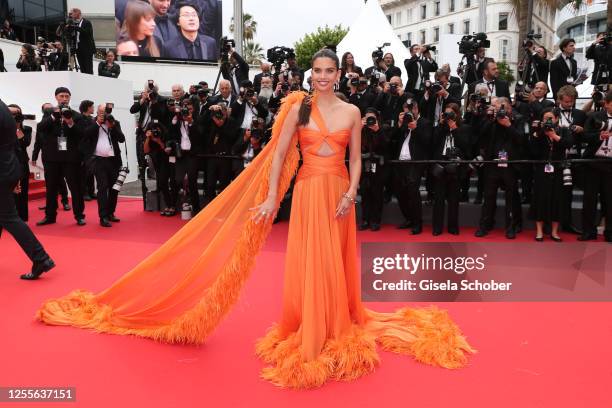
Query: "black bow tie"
562 109 572 113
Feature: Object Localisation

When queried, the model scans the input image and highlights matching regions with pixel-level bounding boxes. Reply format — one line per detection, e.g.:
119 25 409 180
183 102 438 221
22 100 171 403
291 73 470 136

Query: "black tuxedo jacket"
230 99 268 126
38 110 84 163
582 110 612 159
404 56 438 92
81 121 126 165
431 124 474 160
75 19 96 56
130 98 169 128
392 117 434 160
550 54 578 100
221 52 250 94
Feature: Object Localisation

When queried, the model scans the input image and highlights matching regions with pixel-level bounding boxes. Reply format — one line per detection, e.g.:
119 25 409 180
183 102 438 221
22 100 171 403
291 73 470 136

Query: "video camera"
267 46 295 71
220 37 236 62
522 31 543 48
458 32 490 55
372 42 391 63
592 83 609 104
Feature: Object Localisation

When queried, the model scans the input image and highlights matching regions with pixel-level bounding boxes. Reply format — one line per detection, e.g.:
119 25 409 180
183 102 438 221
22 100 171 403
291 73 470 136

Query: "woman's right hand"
249 196 278 224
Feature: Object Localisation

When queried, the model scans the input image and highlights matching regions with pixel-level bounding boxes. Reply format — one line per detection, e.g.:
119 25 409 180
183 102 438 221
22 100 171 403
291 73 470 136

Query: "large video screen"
115 0 222 62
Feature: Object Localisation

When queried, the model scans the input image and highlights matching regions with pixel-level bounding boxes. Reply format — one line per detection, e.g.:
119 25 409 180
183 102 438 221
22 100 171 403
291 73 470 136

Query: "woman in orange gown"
37 49 474 389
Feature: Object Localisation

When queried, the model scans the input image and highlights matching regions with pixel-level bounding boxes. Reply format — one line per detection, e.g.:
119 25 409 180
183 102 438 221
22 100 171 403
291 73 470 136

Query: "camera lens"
366 116 377 126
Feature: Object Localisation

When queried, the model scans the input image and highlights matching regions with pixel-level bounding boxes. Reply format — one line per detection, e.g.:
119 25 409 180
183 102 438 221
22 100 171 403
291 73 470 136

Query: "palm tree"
243 41 265 65
229 13 258 41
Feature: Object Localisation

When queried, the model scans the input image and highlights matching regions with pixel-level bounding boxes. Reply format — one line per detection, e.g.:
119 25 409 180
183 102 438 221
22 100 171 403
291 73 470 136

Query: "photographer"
526 45 550 87
7 104 32 221
143 121 178 216
168 100 204 214
78 100 97 201
464 84 492 204
231 80 268 130
392 97 433 234
98 50 121 78
269 76 291 112
375 76 407 126
463 47 487 85
586 32 612 86
36 87 85 226
233 118 264 173
210 79 236 108
16 44 41 72
420 69 462 126
81 104 125 227
359 108 392 231
382 53 402 81
48 41 69 71
69 8 96 74
347 73 377 116
221 43 250 95
404 44 438 102
340 52 363 96
253 62 272 94
578 90 612 242
475 97 522 239
204 103 240 204
195 85 213 117
550 38 578 101
431 103 473 236
0 98 55 281
468 58 511 99
556 85 587 234
529 108 574 242
131 80 169 167
258 76 275 107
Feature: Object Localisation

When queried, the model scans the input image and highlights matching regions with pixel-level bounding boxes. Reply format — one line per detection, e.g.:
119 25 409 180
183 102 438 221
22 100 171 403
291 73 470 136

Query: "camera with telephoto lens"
60 105 72 119
542 118 555 131
366 116 377 127
495 104 508 120
424 44 436 52
112 167 130 192
442 111 457 121
178 107 190 120
430 81 443 94
166 139 183 159
522 31 542 48
401 112 414 129
147 80 158 100
240 86 255 98
592 84 609 104
220 37 236 61
372 42 391 63
458 32 490 55
197 87 209 98
280 82 290 93
350 77 360 87
369 72 381 88
562 163 573 186
151 127 162 138
266 46 295 71
389 83 399 95
213 108 225 120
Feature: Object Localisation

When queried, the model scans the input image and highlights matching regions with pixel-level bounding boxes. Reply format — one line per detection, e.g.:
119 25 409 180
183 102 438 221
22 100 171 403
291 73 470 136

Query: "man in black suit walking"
70 8 96 74
468 58 511 100
161 3 217 60
550 38 578 101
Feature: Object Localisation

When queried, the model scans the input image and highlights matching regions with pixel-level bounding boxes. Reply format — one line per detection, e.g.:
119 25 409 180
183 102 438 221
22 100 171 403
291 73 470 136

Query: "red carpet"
1 198 610 407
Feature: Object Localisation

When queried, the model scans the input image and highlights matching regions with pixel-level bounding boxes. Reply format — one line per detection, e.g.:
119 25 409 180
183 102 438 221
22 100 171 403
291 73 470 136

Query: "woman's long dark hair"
298 48 340 126
340 52 354 73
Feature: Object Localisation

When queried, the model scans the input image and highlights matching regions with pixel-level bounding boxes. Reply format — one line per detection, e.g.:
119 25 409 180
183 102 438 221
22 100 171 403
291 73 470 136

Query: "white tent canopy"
304 0 411 85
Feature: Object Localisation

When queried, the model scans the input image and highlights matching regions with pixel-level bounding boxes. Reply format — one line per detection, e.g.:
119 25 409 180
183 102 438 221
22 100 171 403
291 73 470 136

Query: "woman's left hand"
335 194 354 219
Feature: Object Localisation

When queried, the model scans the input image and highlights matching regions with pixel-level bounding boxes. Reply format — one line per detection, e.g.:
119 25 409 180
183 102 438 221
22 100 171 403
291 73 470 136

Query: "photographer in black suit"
404 44 438 103
420 69 462 126
586 32 612 86
7 105 32 222
221 44 249 96
392 98 433 234
253 62 272 94
347 72 377 116
578 90 612 242
49 41 69 71
81 105 125 227
468 59 511 100
131 81 169 166
0 99 55 280
36 87 86 226
230 80 268 130
550 38 578 101
70 8 96 74
375 76 408 126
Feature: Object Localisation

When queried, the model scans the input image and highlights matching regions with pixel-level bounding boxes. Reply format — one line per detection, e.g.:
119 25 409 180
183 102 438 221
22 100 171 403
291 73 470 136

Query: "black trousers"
14 160 29 221
519 163 533 201
44 161 84 220
0 182 48 264
205 156 232 204
479 165 517 231
582 162 612 238
433 171 460 233
152 154 178 209
360 166 387 225
93 157 120 219
81 162 96 197
175 153 201 212
395 163 428 226
76 51 93 74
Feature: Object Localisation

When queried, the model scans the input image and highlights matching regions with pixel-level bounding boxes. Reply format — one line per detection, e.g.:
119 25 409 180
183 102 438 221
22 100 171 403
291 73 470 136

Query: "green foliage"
293 25 348 70
496 61 516 85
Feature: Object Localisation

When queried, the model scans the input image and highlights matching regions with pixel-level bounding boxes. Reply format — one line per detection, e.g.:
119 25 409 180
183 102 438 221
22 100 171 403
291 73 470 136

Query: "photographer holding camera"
221 41 250 96
359 108 392 231
578 90 612 242
36 87 86 226
48 41 69 72
431 103 473 236
475 97 522 239
421 69 462 126
392 97 433 234
143 120 178 216
550 38 578 101
375 76 407 126
231 80 268 128
347 72 377 116
68 8 96 74
586 32 612 86
168 99 203 214
529 108 574 242
131 80 169 166
404 44 438 103
233 118 265 173
81 104 125 227
204 103 240 205
7 104 32 221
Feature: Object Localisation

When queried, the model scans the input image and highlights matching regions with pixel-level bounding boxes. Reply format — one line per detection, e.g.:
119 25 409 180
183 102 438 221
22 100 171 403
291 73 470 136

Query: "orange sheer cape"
37 91 475 388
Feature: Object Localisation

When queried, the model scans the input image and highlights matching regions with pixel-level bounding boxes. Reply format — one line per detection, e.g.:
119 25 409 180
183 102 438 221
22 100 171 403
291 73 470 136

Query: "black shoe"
90 193 97 199
358 222 369 231
76 218 86 226
397 221 412 229
432 230 442 236
577 233 597 241
36 217 56 226
535 236 544 242
20 258 55 280
506 229 516 239
83 195 92 201
474 228 488 238
108 215 121 223
370 223 381 231
100 218 112 227
411 225 423 235
514 224 523 234
562 224 582 235
605 234 612 243
551 235 563 242
62 203 71 211
448 228 459 235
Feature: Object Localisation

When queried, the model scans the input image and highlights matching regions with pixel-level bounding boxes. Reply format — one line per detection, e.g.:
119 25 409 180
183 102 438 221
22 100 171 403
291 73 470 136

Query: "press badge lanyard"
57 123 67 151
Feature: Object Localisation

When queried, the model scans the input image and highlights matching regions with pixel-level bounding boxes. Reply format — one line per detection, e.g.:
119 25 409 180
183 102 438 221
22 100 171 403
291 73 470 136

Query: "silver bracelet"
342 192 356 204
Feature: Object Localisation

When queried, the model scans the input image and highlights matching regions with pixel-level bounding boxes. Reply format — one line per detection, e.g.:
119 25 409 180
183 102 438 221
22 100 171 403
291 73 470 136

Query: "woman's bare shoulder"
335 98 360 117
